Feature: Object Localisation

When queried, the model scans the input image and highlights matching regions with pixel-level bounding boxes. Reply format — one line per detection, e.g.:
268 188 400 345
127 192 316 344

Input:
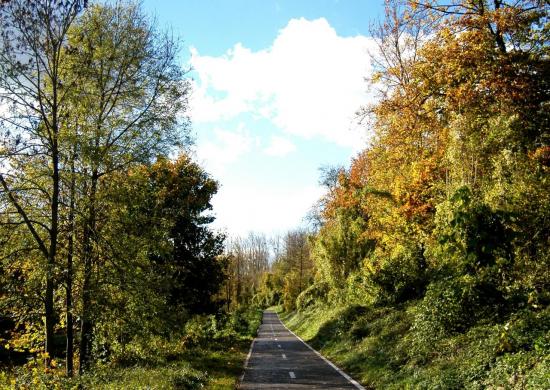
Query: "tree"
61 2 190 372
224 234 270 308
307 0 548 312
147 156 226 315
0 0 86 365
274 230 313 310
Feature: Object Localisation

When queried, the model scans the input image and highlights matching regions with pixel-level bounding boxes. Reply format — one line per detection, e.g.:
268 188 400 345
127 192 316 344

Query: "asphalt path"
239 310 365 389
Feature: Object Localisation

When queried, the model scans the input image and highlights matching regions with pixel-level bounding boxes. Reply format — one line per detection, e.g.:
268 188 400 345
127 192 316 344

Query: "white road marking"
239 340 255 383
282 353 287 359
289 371 296 379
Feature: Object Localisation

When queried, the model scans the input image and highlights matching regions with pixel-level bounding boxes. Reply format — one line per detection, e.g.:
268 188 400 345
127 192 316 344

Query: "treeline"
222 230 314 312
0 0 228 379
261 1 549 387
310 0 549 320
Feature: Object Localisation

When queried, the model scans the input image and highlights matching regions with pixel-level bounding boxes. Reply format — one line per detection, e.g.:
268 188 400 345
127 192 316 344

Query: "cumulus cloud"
195 123 253 176
211 183 324 236
263 135 296 157
190 17 377 148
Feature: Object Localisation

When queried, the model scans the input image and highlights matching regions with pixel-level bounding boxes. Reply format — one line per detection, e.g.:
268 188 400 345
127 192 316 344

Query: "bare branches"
0 174 49 259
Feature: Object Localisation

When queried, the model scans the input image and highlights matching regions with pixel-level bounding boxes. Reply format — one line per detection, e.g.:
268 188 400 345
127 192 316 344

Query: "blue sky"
140 1 384 236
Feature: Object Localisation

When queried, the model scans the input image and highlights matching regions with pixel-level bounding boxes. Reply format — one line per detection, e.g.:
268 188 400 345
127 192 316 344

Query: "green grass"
1 340 252 390
107 339 253 389
281 302 550 389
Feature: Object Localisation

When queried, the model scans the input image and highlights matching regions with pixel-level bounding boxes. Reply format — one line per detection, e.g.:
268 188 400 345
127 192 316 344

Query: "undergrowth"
0 307 262 390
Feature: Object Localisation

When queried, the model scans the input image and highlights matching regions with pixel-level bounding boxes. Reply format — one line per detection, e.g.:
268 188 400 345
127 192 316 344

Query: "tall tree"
147 156 226 315
62 2 190 372
0 0 85 364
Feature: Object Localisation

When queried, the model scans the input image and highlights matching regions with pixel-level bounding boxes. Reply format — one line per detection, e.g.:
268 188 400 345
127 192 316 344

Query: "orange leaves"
317 0 548 287
399 157 443 224
530 146 550 168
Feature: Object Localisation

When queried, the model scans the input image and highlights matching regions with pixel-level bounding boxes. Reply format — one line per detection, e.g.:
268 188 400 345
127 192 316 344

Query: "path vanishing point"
239 311 365 389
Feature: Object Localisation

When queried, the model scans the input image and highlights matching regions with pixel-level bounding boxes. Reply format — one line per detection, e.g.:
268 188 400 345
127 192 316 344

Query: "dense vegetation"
259 1 550 388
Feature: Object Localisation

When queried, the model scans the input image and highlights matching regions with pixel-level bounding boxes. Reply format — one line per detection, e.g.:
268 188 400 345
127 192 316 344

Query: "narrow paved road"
239 311 364 389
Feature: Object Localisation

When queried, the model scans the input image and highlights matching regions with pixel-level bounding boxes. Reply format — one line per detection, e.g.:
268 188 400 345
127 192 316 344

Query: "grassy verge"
280 302 550 389
1 308 262 390
77 340 252 390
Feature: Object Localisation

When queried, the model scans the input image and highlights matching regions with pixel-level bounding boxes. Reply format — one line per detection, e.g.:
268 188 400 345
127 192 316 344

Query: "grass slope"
280 302 550 389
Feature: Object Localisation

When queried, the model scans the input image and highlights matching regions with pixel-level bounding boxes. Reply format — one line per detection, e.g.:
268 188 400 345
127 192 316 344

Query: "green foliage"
253 272 283 308
296 282 329 312
296 7 549 387
431 187 514 277
170 368 209 390
252 230 313 313
413 276 499 341
485 351 550 389
2 307 262 389
311 211 372 289
149 156 227 315
366 242 427 305
181 308 262 349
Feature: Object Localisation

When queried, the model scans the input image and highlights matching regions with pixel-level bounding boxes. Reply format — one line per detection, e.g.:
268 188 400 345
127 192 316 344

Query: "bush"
227 306 262 338
496 306 550 354
348 306 394 340
430 186 514 277
180 307 261 348
484 351 546 389
296 282 329 312
367 243 428 305
311 305 369 345
413 276 501 342
181 315 219 348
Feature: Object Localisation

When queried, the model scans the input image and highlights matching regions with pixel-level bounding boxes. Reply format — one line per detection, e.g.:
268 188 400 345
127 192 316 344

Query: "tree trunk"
236 256 242 305
45 139 60 366
79 172 97 374
299 248 303 294
66 155 76 377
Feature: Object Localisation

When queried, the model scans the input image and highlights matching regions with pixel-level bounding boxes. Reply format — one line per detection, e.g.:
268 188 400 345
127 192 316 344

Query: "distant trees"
224 233 270 307
275 230 313 310
238 230 314 311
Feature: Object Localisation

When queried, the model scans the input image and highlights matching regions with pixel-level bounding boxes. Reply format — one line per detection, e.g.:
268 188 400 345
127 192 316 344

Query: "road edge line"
277 313 366 390
238 339 255 387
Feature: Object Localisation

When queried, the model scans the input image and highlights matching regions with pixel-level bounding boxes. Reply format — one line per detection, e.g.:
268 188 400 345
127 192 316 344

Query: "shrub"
413 276 501 343
296 282 329 312
430 186 514 277
181 315 218 348
367 243 428 305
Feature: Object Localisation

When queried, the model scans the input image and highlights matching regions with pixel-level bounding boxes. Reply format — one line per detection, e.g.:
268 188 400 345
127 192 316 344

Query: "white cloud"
195 123 253 176
189 17 377 148
263 135 296 157
211 183 324 236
